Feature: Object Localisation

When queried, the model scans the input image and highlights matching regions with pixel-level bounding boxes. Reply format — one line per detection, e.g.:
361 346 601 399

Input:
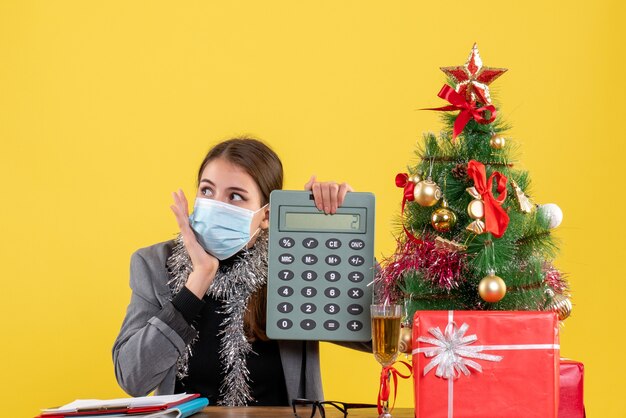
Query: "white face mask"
188 198 268 260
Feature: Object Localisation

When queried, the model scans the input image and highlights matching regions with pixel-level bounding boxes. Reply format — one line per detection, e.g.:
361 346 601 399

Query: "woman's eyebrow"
200 179 248 194
227 186 249 194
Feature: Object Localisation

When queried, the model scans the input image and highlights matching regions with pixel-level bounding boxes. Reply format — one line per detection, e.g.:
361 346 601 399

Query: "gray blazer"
112 241 369 402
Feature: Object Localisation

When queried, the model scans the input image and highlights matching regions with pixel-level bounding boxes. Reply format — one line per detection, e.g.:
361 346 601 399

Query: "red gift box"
412 311 560 418
559 359 585 418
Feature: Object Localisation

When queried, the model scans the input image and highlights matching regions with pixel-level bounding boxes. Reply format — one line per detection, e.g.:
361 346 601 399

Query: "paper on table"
42 394 192 414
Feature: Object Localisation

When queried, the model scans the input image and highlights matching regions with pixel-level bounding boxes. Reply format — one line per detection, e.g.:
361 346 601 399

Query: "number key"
300 303 317 314
301 287 317 298
325 271 341 282
278 302 294 313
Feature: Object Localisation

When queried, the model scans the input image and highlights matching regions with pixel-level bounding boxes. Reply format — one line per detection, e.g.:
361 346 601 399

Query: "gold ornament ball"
431 207 457 232
489 135 506 149
478 273 507 303
413 179 442 207
399 325 413 354
550 293 573 321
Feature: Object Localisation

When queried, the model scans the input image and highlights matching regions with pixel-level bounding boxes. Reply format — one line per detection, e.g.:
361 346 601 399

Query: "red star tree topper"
440 43 507 105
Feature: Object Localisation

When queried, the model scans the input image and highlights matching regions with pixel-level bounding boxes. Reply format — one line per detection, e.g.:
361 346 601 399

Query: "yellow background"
1 1 624 416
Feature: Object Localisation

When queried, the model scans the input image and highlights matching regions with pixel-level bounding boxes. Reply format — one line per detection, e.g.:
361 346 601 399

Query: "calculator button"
324 303 340 315
278 270 294 281
279 237 295 248
348 272 365 282
277 302 294 313
324 320 340 331
278 286 294 297
301 287 317 298
301 270 318 281
279 254 295 264
325 255 342 266
347 320 364 332
277 318 293 330
302 238 319 249
349 239 365 250
300 303 317 314
300 319 317 330
347 304 363 315
348 255 365 266
325 238 342 249
324 287 340 298
348 288 365 299
302 254 318 265
324 271 341 282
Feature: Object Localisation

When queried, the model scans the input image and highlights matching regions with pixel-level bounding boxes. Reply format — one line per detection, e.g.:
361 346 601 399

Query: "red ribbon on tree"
377 361 413 415
467 160 510 238
395 173 424 245
395 173 415 212
424 85 497 140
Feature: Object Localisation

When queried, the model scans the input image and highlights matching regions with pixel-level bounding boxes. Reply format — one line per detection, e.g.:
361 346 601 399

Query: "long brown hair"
197 137 283 341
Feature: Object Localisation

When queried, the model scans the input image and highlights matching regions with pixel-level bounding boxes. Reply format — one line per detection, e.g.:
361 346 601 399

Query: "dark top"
171 256 289 406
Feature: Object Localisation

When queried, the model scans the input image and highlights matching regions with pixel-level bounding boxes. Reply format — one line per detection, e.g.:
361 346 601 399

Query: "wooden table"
194 406 414 417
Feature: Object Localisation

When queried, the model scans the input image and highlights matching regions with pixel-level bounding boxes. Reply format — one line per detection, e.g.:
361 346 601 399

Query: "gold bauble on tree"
398 324 413 354
413 178 442 207
489 134 506 149
478 272 507 303
431 199 457 232
547 291 573 321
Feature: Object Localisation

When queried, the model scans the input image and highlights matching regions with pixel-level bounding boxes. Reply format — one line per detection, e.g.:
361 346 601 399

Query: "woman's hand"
170 190 219 298
304 175 354 214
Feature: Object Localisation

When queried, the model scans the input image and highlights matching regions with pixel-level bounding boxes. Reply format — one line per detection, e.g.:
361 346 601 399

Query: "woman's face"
197 157 270 239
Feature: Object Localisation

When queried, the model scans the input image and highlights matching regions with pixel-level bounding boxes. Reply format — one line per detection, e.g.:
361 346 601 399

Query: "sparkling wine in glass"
371 304 403 418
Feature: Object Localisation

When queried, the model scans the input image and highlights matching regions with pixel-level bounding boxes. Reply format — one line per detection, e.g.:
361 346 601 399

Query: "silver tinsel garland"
166 231 269 406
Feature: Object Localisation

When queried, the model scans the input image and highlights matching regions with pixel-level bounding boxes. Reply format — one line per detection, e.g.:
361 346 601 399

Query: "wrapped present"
559 359 585 418
412 311 560 418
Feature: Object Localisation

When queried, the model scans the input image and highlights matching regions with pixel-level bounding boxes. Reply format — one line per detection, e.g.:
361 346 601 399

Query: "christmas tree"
377 44 571 323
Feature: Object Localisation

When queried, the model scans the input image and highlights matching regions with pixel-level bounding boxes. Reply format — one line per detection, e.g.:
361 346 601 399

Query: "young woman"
112 137 367 406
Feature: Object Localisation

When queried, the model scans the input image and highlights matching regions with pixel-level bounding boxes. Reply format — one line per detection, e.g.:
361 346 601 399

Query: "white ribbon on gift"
411 311 560 418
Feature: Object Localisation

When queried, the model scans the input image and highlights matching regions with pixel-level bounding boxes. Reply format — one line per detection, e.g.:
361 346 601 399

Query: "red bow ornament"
395 173 420 212
465 160 509 238
425 85 497 140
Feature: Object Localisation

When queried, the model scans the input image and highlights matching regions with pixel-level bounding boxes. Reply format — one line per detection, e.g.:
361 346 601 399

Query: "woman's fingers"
303 175 317 191
320 182 332 214
337 182 353 207
305 177 354 214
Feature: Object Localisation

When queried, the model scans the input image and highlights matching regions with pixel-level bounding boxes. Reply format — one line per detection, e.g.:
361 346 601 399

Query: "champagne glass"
371 304 403 418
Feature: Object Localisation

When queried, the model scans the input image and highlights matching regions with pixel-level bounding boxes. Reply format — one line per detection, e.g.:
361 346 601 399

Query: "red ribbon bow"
425 84 497 140
467 160 509 238
377 361 413 415
395 173 415 212
395 173 424 245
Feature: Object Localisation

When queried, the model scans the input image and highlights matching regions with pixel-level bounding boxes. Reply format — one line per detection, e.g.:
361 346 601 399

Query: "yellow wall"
1 1 623 416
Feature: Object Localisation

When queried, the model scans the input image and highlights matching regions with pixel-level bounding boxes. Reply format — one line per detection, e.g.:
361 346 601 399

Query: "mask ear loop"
247 203 270 246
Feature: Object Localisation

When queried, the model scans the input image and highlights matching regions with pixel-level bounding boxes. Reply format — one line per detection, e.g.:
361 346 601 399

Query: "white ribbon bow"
417 321 503 379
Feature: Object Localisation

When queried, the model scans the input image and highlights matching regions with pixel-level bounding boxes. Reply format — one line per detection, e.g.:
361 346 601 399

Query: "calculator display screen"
284 212 360 231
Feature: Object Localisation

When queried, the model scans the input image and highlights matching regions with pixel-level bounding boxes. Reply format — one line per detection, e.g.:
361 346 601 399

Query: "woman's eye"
231 193 244 201
200 187 214 197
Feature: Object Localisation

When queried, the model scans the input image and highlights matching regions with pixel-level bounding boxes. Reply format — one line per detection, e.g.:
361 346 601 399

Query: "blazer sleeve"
112 249 198 397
